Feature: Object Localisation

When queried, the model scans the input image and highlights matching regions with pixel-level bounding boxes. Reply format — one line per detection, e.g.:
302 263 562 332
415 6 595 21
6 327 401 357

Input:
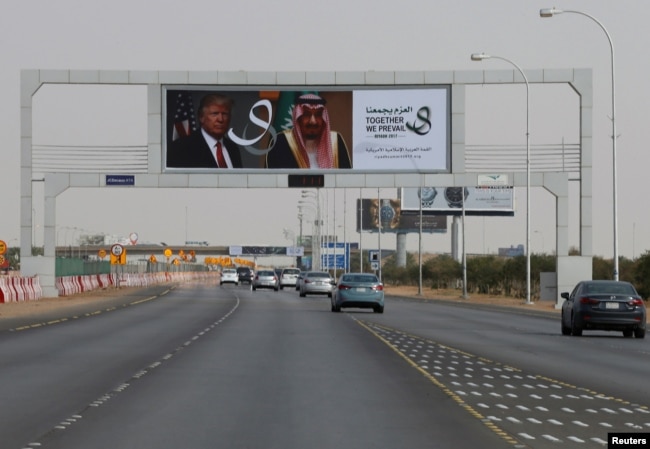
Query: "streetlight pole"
301 190 321 270
298 206 315 268
471 52 532 304
359 188 363 273
418 185 423 296
540 7 619 281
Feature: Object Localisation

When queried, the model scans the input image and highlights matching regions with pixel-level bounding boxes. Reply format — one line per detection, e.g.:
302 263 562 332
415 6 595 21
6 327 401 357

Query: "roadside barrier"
1 271 218 303
0 275 43 303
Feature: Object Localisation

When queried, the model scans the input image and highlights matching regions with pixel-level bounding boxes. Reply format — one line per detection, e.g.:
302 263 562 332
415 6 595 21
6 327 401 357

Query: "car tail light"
338 284 352 290
579 297 600 305
628 298 645 307
372 285 384 291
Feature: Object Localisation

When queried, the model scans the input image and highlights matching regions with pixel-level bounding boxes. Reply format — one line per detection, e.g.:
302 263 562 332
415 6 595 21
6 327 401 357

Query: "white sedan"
220 268 239 286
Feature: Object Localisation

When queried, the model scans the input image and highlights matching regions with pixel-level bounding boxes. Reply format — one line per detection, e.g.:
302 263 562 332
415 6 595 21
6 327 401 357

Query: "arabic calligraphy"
365 106 413 115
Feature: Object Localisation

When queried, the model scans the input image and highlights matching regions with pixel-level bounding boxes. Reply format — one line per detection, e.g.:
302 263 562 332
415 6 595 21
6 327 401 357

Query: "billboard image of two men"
165 87 450 172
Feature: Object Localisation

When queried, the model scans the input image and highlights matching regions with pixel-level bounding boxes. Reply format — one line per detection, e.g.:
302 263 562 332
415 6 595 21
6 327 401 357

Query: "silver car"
279 268 301 290
252 269 279 291
299 271 333 298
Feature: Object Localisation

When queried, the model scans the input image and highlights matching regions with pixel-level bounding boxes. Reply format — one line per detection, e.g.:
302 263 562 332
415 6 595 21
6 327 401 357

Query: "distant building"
498 244 524 257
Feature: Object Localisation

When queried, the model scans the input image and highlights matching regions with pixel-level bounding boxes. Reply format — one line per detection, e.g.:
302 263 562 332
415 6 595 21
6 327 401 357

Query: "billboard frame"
19 69 593 304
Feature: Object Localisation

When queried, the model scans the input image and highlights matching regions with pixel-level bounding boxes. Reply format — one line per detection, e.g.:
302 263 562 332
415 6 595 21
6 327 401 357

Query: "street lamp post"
298 207 315 268
540 7 619 281
301 190 322 270
471 52 532 304
298 203 316 268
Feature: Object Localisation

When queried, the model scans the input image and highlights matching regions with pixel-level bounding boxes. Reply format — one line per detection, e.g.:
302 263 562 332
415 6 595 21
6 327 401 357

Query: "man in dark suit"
167 93 243 168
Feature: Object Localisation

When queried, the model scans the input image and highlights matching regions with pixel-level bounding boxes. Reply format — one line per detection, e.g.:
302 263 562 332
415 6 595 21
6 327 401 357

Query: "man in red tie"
167 93 244 168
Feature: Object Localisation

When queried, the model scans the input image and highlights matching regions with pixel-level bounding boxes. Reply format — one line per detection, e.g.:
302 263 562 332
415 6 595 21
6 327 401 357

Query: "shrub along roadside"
376 250 650 301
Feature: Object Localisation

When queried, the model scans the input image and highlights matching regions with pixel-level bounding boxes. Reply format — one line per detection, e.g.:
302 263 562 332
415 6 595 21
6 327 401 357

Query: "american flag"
172 92 197 141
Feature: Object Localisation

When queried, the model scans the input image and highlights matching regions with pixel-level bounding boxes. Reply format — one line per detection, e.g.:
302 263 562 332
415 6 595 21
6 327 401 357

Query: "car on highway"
236 266 254 285
560 280 646 338
279 268 301 290
252 269 279 291
220 268 239 286
299 271 333 298
331 273 384 313
295 271 305 291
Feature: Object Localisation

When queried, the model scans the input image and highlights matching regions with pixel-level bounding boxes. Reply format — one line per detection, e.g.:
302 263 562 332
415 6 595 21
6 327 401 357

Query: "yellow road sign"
110 244 126 265
0 240 6 255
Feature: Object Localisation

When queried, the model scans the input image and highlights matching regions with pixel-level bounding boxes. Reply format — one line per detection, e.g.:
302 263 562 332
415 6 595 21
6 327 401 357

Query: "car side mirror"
560 292 570 300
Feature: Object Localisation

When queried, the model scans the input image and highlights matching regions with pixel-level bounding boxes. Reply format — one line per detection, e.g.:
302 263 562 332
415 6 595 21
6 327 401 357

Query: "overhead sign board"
356 199 447 233
164 87 450 173
229 246 304 256
400 187 515 217
321 242 350 270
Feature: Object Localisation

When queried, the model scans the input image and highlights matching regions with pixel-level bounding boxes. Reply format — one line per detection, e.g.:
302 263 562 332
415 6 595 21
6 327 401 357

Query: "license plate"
356 287 366 292
605 302 619 309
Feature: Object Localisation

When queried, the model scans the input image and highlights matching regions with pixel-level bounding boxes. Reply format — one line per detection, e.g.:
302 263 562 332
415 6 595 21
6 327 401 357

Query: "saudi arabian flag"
273 91 319 132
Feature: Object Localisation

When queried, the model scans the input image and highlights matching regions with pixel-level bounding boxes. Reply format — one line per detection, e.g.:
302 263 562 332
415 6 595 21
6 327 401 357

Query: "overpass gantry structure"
20 69 592 300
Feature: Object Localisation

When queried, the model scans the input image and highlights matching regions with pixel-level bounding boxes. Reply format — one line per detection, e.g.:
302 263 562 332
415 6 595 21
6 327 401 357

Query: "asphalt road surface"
1 282 648 449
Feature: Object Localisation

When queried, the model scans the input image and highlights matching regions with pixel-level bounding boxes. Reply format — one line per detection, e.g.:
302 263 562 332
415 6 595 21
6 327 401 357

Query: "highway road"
1 282 649 449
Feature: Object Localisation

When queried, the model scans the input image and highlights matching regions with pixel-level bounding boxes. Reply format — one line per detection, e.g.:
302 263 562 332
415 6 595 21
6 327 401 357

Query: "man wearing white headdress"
266 94 351 169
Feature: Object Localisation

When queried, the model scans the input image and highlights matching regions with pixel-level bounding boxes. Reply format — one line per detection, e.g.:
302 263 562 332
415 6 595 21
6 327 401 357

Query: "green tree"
633 251 650 299
466 256 504 294
592 256 612 279
422 255 461 289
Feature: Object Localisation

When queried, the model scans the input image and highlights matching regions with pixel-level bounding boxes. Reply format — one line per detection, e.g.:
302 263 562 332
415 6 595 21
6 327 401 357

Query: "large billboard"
400 186 515 216
356 199 447 233
164 87 450 173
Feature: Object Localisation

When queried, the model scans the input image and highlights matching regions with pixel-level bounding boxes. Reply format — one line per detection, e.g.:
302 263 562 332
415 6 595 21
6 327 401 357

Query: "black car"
561 280 646 338
236 266 254 284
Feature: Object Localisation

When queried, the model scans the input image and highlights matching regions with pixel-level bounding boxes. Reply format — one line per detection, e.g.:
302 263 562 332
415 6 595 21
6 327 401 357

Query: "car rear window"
585 282 636 295
343 275 378 283
283 269 300 275
308 272 330 279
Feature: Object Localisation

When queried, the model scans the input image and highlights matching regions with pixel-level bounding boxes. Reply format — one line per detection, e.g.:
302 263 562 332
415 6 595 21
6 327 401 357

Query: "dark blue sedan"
560 280 646 338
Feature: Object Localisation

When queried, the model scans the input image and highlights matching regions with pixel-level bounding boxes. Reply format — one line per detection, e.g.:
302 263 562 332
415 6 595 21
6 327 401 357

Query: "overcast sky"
1 0 648 260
